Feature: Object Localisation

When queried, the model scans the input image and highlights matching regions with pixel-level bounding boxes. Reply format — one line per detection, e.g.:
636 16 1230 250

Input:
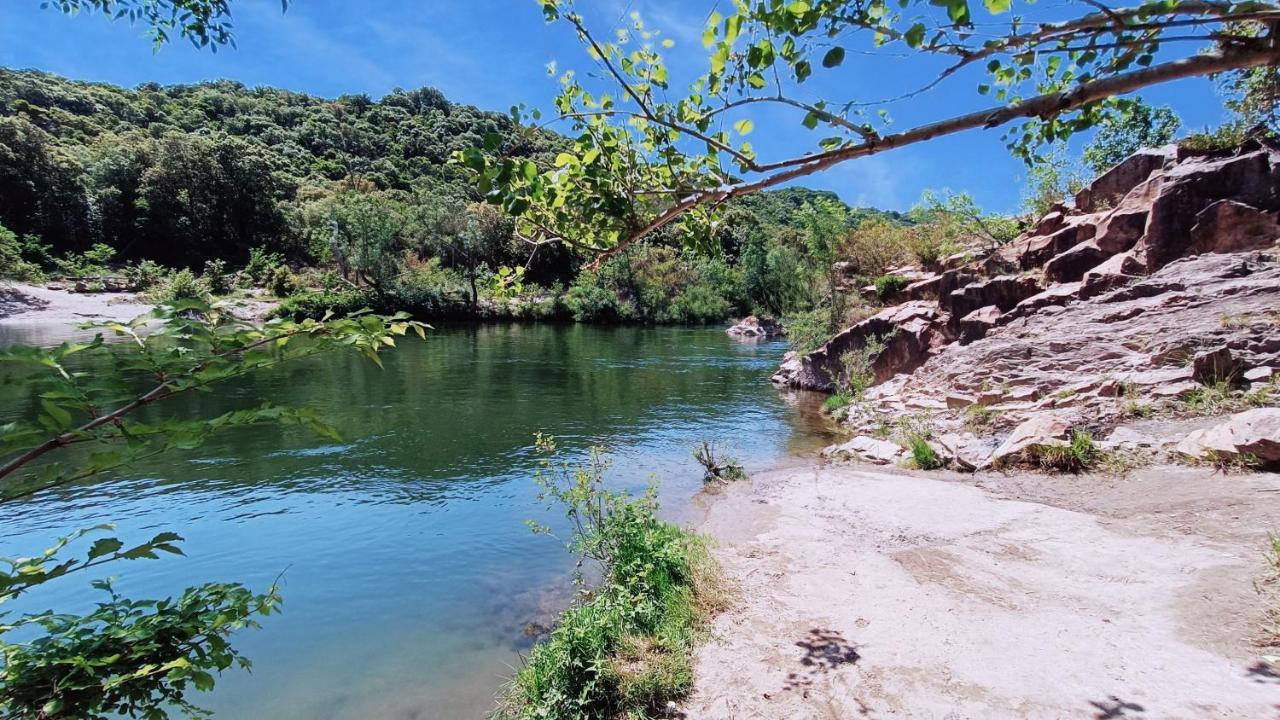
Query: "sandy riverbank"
0 283 278 336
685 461 1279 718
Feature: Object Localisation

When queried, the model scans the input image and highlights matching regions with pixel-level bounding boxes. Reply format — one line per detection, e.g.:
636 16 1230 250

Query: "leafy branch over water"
0 303 426 718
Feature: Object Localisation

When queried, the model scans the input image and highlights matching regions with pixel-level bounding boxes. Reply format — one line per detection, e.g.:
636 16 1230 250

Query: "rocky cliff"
774 140 1280 470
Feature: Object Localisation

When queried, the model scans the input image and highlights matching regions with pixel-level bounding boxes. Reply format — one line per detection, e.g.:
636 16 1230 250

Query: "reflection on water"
0 322 833 719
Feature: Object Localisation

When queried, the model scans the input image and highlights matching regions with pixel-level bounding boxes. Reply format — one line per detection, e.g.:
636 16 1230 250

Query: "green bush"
564 275 633 323
152 268 211 303
276 289 375 320
267 265 299 298
667 285 732 324
822 391 852 413
784 308 834 354
907 435 943 470
0 223 43 281
874 274 909 300
123 260 167 291
202 259 231 294
242 247 284 287
55 243 116 278
1031 431 1097 472
496 438 724 720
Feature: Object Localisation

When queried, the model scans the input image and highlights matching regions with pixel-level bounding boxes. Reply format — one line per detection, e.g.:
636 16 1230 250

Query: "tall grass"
495 437 726 720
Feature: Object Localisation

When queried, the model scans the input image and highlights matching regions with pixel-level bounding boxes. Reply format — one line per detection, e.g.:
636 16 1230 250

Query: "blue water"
0 322 832 718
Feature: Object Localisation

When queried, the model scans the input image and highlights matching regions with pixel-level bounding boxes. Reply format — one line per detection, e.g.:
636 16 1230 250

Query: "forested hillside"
0 68 924 324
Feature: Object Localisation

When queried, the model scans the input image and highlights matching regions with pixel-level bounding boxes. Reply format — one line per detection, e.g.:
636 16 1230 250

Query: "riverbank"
684 460 1279 718
0 282 279 328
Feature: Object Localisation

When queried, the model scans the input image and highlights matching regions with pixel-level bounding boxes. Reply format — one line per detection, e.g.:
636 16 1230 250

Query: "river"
0 322 832 719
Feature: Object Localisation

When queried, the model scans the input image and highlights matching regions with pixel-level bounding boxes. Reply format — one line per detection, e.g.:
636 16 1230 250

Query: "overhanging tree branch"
596 41 1280 260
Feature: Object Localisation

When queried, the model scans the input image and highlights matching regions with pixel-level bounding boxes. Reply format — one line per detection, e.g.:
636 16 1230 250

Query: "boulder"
1017 221 1098 269
1138 150 1276 271
823 436 905 465
946 392 977 409
727 315 784 338
958 305 1001 344
1175 408 1280 463
1075 145 1175 212
773 301 952 391
986 415 1072 468
1079 250 1144 299
945 275 1042 319
1187 200 1280 255
1004 282 1081 322
1244 366 1276 382
1190 346 1241 385
1045 240 1108 282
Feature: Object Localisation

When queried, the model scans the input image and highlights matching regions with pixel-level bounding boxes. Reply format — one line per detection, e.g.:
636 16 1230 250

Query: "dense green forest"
0 68 930 325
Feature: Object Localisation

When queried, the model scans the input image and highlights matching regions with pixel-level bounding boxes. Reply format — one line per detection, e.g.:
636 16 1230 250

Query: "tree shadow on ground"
1089 695 1145 719
782 627 861 693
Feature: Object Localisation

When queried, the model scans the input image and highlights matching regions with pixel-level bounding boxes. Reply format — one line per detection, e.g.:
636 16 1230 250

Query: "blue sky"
0 0 1229 213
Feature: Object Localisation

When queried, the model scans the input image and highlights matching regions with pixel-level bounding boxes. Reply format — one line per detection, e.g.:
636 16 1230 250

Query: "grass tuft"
906 434 944 470
1030 430 1097 473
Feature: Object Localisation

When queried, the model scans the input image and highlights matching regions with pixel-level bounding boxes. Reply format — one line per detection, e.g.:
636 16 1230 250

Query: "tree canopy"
464 0 1280 259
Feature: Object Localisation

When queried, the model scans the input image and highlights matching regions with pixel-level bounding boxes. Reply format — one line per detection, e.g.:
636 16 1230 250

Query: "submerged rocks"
727 315 783 338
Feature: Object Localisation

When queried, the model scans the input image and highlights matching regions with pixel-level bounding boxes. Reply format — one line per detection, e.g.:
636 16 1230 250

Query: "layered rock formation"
776 141 1280 469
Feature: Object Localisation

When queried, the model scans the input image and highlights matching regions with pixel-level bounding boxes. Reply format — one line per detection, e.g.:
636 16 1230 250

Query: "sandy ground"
0 282 278 337
0 282 153 324
685 462 1280 719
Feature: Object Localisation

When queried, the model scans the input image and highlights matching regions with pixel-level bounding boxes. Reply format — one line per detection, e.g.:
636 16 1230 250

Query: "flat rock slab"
685 465 1278 719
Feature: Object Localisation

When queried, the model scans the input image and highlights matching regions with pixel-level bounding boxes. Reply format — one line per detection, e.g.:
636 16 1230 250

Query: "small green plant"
123 259 167 291
693 441 747 483
242 246 285 287
151 268 211 304
1124 399 1155 418
267 265 299 298
873 274 909 300
962 404 1001 432
906 434 943 470
202 259 231 294
822 391 852 414
838 332 891 399
1031 431 1097 472
498 436 725 720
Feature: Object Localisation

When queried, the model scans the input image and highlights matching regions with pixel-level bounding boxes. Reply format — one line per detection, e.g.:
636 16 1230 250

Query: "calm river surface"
0 322 832 719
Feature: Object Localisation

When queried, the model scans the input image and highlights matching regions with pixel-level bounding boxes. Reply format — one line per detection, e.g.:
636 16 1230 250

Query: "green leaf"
733 119 754 136
87 538 124 561
904 23 926 49
40 399 72 429
984 0 1011 12
821 47 845 68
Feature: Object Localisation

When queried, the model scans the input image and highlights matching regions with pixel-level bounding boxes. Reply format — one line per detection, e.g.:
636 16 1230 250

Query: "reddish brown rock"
958 305 1001 344
1079 250 1144 299
1175 408 1280 463
1138 150 1276 271
1045 240 1109 282
1188 200 1280 254
1190 346 1241 385
1075 146 1175 212
945 275 1042 320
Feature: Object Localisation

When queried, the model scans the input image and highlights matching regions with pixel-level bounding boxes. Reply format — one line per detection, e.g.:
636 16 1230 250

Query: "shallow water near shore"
0 322 833 719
